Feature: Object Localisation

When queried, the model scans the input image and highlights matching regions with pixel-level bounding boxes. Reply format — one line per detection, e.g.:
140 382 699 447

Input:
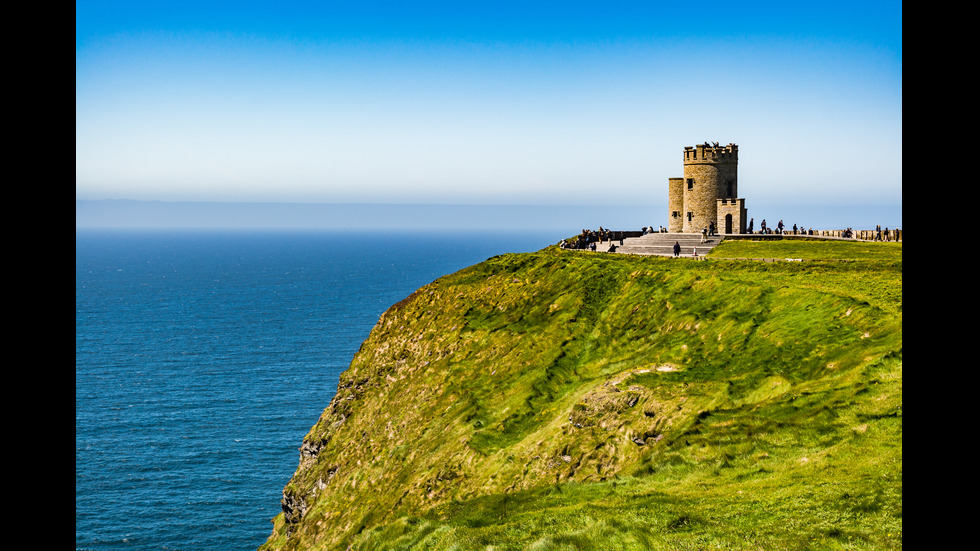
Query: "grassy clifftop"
261 240 902 550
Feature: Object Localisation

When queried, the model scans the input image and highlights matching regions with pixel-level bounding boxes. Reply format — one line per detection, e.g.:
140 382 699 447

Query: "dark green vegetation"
261 240 902 550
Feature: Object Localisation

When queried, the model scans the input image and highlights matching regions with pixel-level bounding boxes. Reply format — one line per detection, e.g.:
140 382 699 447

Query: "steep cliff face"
261 244 903 550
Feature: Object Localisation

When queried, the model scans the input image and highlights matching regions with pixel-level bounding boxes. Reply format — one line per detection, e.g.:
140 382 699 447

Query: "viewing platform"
602 229 902 258
613 232 721 258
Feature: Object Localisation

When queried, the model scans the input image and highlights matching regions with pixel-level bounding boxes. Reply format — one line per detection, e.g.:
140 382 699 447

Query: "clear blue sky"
76 1 902 210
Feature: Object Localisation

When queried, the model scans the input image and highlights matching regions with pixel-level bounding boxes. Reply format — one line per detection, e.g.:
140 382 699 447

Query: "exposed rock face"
280 488 306 526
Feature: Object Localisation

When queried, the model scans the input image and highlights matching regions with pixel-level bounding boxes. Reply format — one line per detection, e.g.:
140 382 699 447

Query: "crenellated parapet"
683 143 738 164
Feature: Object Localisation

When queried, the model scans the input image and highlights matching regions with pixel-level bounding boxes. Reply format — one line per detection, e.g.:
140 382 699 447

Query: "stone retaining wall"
733 229 902 241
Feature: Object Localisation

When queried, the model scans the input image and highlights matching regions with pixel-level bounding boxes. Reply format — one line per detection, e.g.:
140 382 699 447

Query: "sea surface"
76 228 560 551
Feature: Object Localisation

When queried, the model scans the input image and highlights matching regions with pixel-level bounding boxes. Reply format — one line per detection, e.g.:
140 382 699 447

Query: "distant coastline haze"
75 200 901 232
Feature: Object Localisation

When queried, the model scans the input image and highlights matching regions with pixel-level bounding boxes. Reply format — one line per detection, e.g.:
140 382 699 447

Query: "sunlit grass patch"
708 238 902 261
262 241 902 551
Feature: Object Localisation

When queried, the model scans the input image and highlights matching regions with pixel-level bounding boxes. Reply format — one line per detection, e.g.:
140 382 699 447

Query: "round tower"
680 143 738 233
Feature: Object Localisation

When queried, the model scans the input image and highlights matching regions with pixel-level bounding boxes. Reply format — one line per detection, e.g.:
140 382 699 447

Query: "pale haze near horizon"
76 2 902 228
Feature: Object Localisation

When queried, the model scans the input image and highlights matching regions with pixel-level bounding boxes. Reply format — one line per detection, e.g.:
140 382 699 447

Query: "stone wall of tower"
717 198 746 234
667 177 684 233
666 143 741 233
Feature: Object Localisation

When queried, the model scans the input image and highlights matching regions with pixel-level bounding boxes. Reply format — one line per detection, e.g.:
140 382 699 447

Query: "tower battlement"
683 142 738 164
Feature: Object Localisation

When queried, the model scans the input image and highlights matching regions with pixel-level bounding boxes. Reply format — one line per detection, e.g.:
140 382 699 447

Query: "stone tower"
667 142 747 234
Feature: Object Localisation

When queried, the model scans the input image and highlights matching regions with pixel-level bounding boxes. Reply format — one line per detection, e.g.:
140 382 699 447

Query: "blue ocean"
76 228 560 551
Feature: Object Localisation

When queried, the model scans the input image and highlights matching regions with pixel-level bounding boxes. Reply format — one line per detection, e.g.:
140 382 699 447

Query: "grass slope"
261 240 902 550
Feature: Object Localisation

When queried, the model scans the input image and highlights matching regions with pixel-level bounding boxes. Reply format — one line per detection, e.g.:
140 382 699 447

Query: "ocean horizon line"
76 199 902 232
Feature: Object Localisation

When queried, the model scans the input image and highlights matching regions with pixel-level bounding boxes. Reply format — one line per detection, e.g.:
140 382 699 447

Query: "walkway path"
613 232 722 258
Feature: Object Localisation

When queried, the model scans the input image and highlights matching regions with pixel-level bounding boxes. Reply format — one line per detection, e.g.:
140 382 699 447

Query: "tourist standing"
673 241 680 257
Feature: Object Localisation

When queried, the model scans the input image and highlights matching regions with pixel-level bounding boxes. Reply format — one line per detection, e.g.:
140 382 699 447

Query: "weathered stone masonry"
668 142 747 234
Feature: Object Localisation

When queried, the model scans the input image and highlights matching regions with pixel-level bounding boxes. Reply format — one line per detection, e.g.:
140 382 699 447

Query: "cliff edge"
261 241 902 550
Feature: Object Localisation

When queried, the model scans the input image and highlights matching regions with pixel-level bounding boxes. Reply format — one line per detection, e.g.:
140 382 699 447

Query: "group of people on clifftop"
747 218 817 236
754 223 894 240
558 220 898 253
559 227 627 252
873 225 894 241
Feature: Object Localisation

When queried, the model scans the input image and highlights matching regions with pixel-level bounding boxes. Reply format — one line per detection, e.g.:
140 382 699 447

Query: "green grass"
708 237 903 261
260 240 902 551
